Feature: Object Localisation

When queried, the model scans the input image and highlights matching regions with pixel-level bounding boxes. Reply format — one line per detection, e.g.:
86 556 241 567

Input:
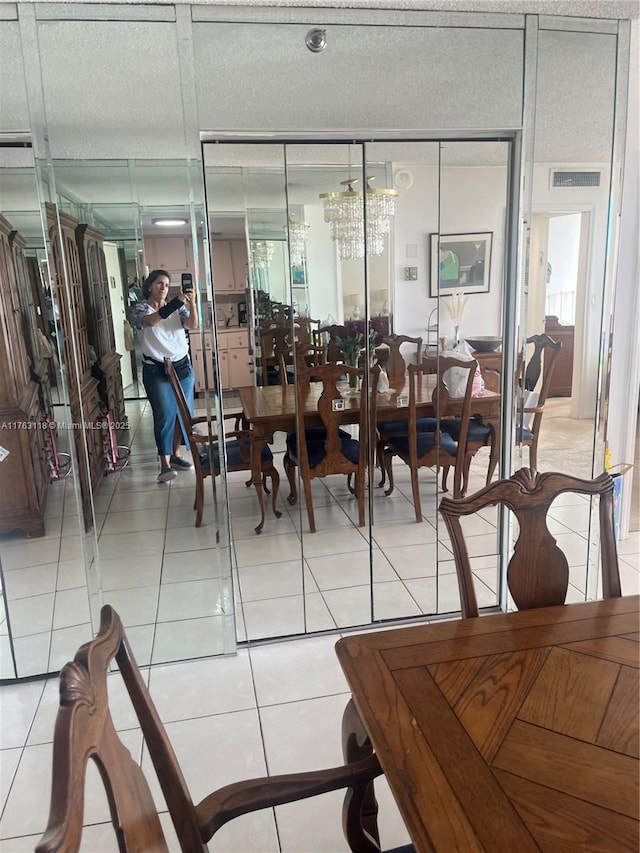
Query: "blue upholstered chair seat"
515 425 534 441
286 430 358 467
200 439 273 472
388 430 458 461
378 417 437 436
440 416 491 442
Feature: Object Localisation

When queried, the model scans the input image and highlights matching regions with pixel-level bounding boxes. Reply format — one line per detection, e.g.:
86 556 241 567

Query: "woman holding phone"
132 269 198 483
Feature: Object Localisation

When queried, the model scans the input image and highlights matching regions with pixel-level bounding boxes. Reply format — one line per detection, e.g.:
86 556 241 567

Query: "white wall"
392 164 507 344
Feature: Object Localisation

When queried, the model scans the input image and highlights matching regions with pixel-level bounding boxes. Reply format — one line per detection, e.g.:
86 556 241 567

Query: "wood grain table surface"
336 596 639 852
239 377 500 532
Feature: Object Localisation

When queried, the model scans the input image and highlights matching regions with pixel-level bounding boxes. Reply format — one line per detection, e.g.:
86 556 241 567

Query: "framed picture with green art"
429 232 492 297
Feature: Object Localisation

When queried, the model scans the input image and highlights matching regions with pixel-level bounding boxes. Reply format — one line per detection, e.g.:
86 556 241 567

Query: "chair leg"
269 465 282 520
383 449 395 497
376 439 386 488
410 465 422 523
283 452 298 506
194 478 204 527
441 464 450 493
356 467 365 528
302 474 316 533
341 698 380 850
261 471 272 496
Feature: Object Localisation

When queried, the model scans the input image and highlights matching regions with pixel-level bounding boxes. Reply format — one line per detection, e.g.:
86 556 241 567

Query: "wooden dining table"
239 376 500 533
336 595 640 852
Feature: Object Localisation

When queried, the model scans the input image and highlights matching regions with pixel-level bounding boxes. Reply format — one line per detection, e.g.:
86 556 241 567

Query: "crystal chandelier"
250 240 275 269
288 219 310 266
320 177 398 260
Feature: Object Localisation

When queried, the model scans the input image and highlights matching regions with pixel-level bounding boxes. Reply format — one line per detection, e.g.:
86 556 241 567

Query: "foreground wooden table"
239 377 500 532
336 596 639 852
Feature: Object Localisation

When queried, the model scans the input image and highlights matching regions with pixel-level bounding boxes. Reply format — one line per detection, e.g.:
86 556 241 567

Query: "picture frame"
291 263 306 286
429 232 492 297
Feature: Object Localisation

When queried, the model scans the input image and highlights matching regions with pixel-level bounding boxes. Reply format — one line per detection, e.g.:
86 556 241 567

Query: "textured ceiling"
20 0 640 16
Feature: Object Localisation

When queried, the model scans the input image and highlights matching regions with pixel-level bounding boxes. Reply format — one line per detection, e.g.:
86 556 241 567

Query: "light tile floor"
1 395 638 849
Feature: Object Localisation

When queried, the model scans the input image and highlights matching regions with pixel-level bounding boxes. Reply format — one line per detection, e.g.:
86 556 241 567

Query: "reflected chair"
375 334 423 487
260 325 295 386
319 323 348 363
36 605 390 853
381 334 423 380
283 363 379 533
515 333 562 474
165 359 280 531
444 333 563 492
439 467 621 618
382 356 476 520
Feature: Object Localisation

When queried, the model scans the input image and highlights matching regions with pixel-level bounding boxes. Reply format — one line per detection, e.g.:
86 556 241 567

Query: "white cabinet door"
230 241 248 292
149 237 191 273
211 241 234 292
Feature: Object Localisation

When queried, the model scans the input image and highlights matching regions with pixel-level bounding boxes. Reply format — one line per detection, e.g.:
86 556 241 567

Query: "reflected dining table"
239 376 500 533
336 595 640 852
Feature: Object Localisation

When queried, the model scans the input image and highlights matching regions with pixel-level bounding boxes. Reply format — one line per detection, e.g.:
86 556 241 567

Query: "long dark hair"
142 269 171 299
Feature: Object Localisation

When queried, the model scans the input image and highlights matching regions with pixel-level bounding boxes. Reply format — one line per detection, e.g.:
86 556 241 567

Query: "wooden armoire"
0 216 51 536
45 203 105 529
75 224 126 429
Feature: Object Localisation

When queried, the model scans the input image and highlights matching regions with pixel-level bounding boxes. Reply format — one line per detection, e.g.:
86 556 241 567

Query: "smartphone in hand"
181 273 193 293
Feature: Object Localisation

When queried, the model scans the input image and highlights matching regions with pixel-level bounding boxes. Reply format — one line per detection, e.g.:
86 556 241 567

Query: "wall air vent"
551 170 601 188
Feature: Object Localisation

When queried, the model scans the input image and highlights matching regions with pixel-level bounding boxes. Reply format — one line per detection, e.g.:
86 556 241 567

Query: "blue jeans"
142 359 194 457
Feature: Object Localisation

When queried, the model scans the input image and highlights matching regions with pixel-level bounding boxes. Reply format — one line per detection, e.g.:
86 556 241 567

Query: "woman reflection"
132 269 198 483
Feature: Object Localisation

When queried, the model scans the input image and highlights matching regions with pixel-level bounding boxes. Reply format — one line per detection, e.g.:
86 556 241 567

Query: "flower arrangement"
443 290 467 346
336 331 363 366
443 291 467 326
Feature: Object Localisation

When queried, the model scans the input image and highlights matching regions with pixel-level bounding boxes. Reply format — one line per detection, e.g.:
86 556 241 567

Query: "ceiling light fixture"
320 176 398 260
288 218 310 266
152 217 188 227
251 240 275 269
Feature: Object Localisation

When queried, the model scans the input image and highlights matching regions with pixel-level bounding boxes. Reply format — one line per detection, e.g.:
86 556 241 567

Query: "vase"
453 325 461 348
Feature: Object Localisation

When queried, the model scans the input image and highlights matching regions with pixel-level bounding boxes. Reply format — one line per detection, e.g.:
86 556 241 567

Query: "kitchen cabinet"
189 328 252 391
144 236 192 275
212 240 248 294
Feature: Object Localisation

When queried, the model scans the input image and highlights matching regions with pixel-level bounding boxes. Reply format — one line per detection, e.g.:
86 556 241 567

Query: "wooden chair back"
37 605 386 853
382 356 476 519
295 316 321 347
439 468 622 618
319 324 348 363
165 359 280 530
260 325 295 386
382 334 423 379
292 363 379 531
412 355 475 497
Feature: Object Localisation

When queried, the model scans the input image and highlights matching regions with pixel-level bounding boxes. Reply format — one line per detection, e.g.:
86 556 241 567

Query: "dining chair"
381 333 423 379
439 467 621 618
165 359 281 531
445 333 563 491
319 323 348 363
283 362 379 533
260 325 295 386
375 334 423 487
36 604 390 853
382 356 476 520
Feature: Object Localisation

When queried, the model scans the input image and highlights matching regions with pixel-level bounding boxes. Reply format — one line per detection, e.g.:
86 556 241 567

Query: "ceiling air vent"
551 170 601 188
